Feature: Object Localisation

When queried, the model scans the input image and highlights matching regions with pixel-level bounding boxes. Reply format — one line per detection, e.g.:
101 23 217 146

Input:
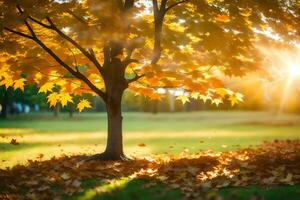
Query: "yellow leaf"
39 82 54 93
55 79 67 87
0 78 13 89
216 88 233 98
191 92 200 99
228 92 244 106
47 92 60 107
60 93 73 107
13 78 26 91
212 98 223 106
77 99 92 112
176 95 190 104
34 72 43 84
199 94 212 103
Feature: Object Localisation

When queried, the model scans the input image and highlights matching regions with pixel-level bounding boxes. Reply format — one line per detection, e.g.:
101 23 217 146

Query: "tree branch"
127 73 145 84
6 9 107 101
45 17 104 76
165 0 187 13
122 58 139 69
28 16 52 29
15 5 37 38
152 0 159 16
66 9 88 25
33 37 107 100
103 45 111 67
160 0 168 11
3 27 33 39
27 14 104 76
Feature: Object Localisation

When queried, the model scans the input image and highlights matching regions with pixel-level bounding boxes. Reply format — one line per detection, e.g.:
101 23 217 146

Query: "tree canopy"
1 0 298 110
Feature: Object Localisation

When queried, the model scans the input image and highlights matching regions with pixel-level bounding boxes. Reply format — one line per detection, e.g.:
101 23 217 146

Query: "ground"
1 111 300 199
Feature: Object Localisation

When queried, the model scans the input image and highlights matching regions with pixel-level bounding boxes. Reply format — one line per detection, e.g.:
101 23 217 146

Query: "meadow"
1 111 300 199
1 111 300 167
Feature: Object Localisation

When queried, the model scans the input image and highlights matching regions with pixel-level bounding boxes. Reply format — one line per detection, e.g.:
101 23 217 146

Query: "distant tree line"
2 85 300 119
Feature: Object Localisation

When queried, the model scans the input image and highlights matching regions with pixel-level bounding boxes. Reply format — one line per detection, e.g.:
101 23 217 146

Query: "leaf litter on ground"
1 140 300 199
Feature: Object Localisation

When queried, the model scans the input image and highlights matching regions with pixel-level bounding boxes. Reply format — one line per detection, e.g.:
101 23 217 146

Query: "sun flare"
289 65 300 79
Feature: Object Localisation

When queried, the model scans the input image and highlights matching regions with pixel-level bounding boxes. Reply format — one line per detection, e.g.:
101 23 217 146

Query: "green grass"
63 178 183 200
219 185 300 200
1 111 300 199
1 111 300 167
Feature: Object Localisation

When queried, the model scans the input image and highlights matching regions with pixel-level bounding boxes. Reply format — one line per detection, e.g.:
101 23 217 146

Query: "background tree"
0 86 9 119
0 85 46 119
0 0 299 160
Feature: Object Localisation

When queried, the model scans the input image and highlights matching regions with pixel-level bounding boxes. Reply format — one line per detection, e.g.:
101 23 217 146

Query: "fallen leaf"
10 139 19 145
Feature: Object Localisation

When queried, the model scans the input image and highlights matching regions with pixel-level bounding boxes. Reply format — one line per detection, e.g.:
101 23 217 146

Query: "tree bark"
104 97 125 159
89 90 128 161
89 44 129 161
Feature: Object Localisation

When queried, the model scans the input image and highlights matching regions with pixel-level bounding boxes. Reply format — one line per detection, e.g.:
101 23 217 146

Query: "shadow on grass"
65 178 300 200
220 185 300 200
1 140 300 200
65 178 182 200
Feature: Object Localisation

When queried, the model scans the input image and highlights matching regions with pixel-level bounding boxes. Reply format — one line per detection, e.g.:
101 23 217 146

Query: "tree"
0 0 298 160
0 86 9 118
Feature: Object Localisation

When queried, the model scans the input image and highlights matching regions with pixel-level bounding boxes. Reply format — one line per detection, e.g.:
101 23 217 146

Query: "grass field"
1 111 300 199
1 111 300 168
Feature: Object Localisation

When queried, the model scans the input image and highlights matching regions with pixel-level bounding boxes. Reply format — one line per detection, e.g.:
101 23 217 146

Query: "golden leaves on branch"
47 92 73 108
228 92 244 106
39 82 55 93
176 95 190 104
174 88 243 107
77 99 92 112
12 78 26 91
60 93 73 107
0 68 26 91
47 92 60 107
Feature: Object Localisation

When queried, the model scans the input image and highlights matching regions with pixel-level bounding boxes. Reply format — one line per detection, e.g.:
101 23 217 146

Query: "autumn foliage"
1 0 298 109
0 0 299 158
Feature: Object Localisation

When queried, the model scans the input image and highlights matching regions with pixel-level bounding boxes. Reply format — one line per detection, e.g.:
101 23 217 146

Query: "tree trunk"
89 46 128 161
69 104 74 118
54 104 60 117
0 90 8 119
89 90 127 161
104 98 125 159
